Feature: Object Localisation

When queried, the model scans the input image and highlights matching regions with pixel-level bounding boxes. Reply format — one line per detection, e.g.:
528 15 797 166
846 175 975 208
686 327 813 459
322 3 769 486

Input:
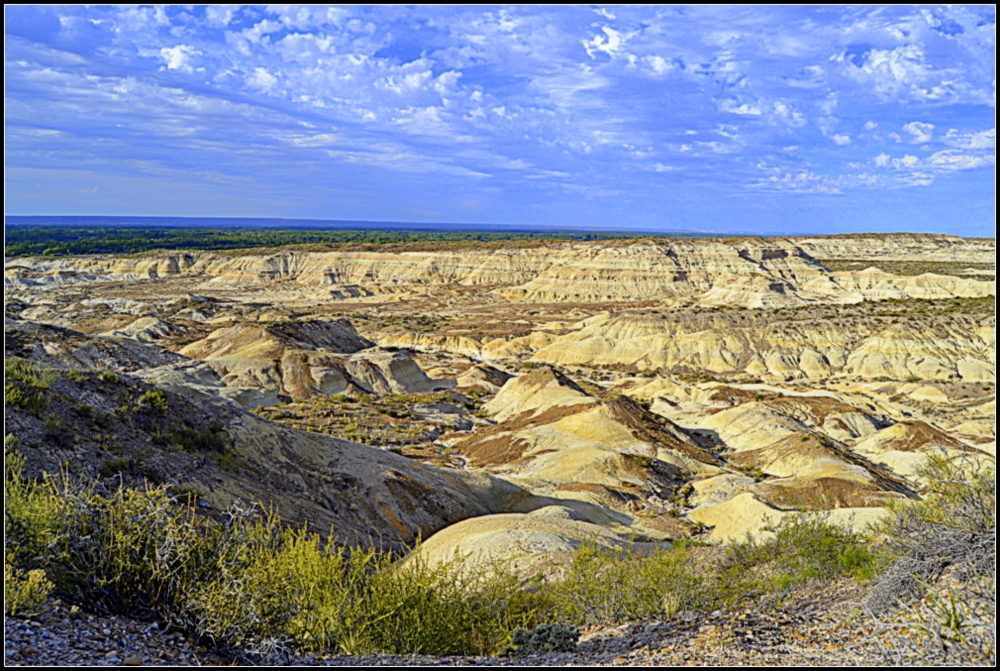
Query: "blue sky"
4 5 996 236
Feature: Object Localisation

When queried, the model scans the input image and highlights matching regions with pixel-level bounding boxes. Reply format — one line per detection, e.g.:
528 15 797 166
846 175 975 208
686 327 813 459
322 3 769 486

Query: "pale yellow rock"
411 508 664 576
101 317 184 343
688 493 892 543
688 474 756 508
15 235 991 307
687 493 787 542
483 368 596 423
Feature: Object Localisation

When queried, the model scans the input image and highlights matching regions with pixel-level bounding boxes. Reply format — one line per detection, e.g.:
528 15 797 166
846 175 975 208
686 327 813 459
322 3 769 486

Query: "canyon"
4 232 995 568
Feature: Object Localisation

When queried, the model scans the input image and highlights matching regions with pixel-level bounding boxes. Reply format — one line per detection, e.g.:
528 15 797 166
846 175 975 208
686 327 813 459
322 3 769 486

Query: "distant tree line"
3 226 654 257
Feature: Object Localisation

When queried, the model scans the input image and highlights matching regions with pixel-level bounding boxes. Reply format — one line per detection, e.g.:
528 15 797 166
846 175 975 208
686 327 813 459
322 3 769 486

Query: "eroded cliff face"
6 236 993 307
523 308 995 382
794 233 996 263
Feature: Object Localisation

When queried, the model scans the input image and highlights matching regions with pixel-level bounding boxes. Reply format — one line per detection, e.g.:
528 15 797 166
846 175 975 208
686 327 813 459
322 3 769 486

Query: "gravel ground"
5 580 894 667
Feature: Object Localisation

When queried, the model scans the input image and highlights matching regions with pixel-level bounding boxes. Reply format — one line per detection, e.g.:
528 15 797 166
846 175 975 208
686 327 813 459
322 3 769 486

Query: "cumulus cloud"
204 5 238 29
903 121 934 143
246 67 278 93
642 55 674 76
583 26 625 59
944 128 995 150
772 101 806 127
927 150 991 170
836 45 930 100
159 45 201 72
719 99 762 115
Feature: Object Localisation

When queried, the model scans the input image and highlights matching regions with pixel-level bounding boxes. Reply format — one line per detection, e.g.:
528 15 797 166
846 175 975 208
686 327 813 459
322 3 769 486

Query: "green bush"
4 358 57 417
503 623 580 657
137 389 169 414
720 513 877 600
4 450 540 656
4 559 53 617
865 452 995 665
539 540 706 625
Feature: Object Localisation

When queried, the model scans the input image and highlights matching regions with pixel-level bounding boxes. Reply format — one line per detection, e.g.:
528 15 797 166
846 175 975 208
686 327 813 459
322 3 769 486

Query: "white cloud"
903 121 934 143
720 99 761 115
583 26 625 59
831 134 851 146
772 101 806 127
204 6 238 29
643 55 673 76
927 150 990 170
246 67 278 93
944 128 995 150
159 45 201 73
816 93 837 115
863 121 878 131
290 133 339 147
755 168 842 195
379 69 434 95
838 45 930 100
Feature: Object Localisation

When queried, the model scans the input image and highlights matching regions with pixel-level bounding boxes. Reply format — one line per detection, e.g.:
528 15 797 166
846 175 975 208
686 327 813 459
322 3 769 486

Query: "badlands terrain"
4 231 996 663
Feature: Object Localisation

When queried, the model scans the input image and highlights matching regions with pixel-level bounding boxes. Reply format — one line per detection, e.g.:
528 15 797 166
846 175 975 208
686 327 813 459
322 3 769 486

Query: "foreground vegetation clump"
4 357 58 417
865 453 996 665
4 559 54 617
4 442 540 656
538 515 877 627
502 623 580 657
6 429 992 662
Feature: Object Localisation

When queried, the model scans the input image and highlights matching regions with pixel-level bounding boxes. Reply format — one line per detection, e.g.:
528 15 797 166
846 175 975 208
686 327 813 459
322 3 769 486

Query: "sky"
4 5 996 236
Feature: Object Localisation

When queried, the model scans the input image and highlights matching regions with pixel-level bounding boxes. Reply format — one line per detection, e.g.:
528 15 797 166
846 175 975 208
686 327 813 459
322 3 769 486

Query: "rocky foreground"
7 580 898 667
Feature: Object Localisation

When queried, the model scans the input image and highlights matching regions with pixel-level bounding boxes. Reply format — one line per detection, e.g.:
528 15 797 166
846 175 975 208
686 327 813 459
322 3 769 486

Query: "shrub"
502 623 580 657
540 540 706 625
4 358 57 417
137 389 169 414
4 451 540 657
865 452 995 665
43 414 74 447
4 559 53 617
98 458 133 478
720 512 877 600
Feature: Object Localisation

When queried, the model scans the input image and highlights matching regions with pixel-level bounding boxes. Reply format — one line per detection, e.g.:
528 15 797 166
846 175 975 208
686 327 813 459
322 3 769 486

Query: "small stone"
123 655 143 665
